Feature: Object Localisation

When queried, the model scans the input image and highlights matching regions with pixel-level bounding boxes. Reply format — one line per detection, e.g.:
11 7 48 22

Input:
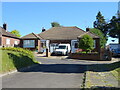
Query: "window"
93 40 96 48
14 41 18 45
6 38 10 45
23 40 35 48
58 46 66 49
74 42 78 48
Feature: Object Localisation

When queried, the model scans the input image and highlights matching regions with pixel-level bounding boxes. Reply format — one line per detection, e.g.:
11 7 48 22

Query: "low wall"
69 53 102 60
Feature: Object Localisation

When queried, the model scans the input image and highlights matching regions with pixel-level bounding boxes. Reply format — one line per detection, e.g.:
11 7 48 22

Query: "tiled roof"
21 32 42 39
38 26 86 40
0 26 19 38
78 32 100 38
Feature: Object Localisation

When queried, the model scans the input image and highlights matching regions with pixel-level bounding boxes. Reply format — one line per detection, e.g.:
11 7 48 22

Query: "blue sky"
1 2 119 44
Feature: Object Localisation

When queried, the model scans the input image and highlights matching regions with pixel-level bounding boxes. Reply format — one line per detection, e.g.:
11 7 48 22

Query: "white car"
52 44 71 55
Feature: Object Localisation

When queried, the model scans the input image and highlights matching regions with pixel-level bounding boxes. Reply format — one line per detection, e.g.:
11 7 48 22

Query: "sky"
1 2 119 45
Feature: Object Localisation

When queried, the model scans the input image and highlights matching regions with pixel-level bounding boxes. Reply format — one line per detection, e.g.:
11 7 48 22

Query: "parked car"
112 49 120 56
109 43 120 56
52 44 71 55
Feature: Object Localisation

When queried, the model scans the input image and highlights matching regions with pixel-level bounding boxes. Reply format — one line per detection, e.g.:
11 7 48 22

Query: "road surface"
2 57 87 88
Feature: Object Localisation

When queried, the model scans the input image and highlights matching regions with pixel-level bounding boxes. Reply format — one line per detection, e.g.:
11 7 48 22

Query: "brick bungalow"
21 26 100 53
0 23 20 47
21 33 42 51
39 27 100 53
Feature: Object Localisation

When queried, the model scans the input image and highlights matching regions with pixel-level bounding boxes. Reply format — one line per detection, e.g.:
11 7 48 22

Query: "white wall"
46 40 50 50
71 40 78 53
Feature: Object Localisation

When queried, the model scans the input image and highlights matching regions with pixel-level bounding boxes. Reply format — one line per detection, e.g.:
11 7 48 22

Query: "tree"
51 22 61 27
79 34 94 53
90 28 106 48
108 14 120 44
93 11 109 37
11 30 21 37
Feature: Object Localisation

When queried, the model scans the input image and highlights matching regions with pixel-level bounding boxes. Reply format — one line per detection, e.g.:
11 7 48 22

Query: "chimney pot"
42 27 46 32
86 28 90 32
3 23 7 31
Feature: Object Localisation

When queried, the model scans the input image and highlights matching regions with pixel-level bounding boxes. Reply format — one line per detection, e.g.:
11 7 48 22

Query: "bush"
90 28 106 48
1 47 33 57
0 47 39 73
79 34 94 53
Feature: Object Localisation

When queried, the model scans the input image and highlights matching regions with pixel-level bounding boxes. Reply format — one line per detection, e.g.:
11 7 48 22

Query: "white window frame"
23 40 35 48
14 41 18 45
6 38 10 45
93 40 96 48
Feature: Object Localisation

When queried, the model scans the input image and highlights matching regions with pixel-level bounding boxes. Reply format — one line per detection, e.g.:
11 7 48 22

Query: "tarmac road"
2 57 86 88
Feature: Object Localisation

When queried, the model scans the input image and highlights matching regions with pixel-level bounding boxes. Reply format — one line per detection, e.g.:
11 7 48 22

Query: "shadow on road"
8 52 120 73
18 61 120 73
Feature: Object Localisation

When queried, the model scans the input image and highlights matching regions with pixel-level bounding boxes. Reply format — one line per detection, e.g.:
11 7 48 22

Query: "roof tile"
0 27 19 38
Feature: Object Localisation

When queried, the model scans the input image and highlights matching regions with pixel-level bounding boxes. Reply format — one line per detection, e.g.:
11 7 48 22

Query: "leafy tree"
90 28 106 48
79 34 94 53
51 22 61 27
93 11 109 37
108 13 120 44
11 30 21 37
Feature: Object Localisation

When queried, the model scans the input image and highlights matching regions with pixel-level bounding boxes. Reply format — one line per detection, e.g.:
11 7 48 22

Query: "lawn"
0 49 39 74
111 67 120 81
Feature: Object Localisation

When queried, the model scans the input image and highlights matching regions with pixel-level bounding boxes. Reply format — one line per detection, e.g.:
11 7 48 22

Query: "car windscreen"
57 46 66 49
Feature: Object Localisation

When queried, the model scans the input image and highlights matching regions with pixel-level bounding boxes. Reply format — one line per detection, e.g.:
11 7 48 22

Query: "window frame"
93 40 96 48
6 38 10 45
23 40 35 48
14 41 18 45
74 42 78 48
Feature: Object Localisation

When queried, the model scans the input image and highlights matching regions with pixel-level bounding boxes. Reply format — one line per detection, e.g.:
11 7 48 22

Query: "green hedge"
1 47 33 55
0 47 39 74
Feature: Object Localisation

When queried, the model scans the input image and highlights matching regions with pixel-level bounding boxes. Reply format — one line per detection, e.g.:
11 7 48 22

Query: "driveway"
2 57 86 88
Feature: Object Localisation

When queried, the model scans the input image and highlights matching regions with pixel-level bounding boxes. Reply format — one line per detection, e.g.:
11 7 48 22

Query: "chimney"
42 27 46 32
86 28 90 32
3 23 7 31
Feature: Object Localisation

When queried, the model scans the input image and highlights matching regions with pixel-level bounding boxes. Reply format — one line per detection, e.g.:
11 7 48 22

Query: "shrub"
79 34 94 53
1 47 39 73
90 28 106 48
1 47 33 55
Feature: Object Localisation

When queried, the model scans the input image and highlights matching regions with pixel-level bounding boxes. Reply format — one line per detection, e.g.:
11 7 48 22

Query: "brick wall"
93 38 100 53
2 36 20 47
69 53 102 60
38 39 41 52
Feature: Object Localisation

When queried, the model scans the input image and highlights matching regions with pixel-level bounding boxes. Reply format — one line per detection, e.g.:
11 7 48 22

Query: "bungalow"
21 32 42 51
0 23 20 47
21 26 100 53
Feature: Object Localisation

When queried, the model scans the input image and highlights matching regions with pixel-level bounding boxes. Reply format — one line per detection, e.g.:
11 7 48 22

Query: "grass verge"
0 49 39 74
111 67 120 81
